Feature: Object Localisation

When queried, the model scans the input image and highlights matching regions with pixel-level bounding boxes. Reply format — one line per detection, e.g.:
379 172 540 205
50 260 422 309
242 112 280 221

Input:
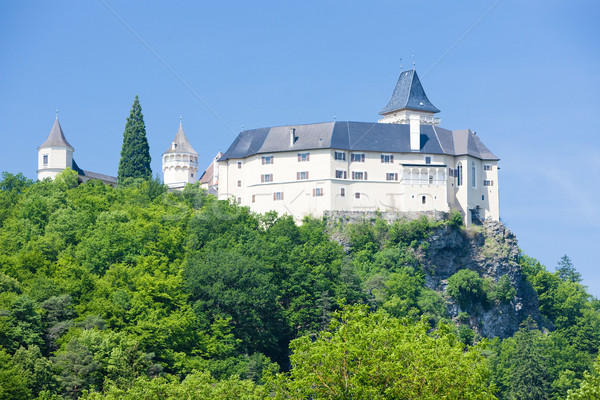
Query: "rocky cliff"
419 219 540 338
326 212 541 339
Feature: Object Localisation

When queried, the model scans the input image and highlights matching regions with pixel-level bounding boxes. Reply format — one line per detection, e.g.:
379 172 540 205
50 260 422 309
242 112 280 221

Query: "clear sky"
1 1 599 294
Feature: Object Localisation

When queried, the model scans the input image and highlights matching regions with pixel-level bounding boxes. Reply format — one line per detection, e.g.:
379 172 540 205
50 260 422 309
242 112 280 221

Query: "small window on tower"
191 173 194 178
238 161 242 169
43 154 48 165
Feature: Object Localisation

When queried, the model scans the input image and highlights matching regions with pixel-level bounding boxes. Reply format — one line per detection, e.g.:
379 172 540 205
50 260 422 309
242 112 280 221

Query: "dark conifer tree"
118 96 152 184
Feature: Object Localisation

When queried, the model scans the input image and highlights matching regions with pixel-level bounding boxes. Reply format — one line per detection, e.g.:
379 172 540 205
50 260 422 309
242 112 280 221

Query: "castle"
216 69 499 225
37 69 499 225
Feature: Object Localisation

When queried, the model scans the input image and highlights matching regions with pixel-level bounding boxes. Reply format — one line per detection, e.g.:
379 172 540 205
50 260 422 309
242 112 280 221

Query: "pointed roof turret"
163 121 198 155
38 118 74 150
379 69 440 115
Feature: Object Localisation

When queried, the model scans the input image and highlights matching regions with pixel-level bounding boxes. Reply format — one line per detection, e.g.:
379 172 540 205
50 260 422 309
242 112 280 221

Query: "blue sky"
1 1 599 294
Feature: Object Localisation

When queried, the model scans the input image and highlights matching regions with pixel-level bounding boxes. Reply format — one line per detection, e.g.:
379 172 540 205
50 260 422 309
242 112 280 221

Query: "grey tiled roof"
220 121 498 161
80 170 117 184
163 124 197 155
39 119 74 149
72 159 117 183
379 69 440 115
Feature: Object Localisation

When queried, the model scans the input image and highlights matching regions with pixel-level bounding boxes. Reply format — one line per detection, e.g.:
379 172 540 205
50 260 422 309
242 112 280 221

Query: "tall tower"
162 120 199 190
378 69 441 126
37 116 74 180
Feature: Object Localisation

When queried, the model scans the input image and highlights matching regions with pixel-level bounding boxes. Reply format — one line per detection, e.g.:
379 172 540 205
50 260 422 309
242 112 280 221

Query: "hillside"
0 170 599 400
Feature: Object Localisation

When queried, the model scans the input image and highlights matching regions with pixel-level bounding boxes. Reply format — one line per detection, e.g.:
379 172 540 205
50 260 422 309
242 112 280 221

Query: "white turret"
162 120 199 190
37 116 74 180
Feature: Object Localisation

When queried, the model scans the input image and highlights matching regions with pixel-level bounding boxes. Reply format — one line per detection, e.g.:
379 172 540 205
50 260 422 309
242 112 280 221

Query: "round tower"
37 116 74 180
162 120 199 190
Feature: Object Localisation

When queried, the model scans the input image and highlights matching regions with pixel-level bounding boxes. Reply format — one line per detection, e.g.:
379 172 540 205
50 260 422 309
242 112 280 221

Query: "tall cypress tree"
118 95 152 184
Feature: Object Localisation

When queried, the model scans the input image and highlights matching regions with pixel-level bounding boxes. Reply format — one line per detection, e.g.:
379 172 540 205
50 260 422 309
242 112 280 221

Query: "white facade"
37 146 73 180
217 147 499 224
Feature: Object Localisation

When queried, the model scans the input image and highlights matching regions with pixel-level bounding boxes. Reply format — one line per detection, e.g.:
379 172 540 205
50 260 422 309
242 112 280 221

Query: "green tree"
557 255 582 284
267 305 496 399
567 355 600 400
447 269 487 311
117 96 151 184
490 319 552 400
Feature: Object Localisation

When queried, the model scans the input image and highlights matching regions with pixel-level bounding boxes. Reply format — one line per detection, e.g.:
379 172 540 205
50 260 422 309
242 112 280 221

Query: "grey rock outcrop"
419 219 540 338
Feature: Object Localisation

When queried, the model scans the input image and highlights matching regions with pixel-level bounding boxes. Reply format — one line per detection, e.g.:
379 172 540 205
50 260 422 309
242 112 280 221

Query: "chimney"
410 114 420 151
290 128 297 146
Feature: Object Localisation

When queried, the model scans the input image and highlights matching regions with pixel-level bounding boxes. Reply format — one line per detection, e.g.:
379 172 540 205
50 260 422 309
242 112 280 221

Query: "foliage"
447 269 487 310
557 255 582 283
0 171 598 399
117 95 152 184
567 355 600 400
267 305 497 399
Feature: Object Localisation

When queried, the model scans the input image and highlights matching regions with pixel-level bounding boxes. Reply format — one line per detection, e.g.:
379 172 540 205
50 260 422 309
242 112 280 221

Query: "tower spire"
56 108 59 120
179 114 182 128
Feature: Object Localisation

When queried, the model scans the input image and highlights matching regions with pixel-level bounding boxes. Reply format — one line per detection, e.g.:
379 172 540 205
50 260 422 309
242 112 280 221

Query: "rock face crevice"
420 219 540 338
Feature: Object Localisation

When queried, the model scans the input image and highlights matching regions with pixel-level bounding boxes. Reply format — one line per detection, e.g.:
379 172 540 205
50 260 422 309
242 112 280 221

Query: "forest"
1 169 599 399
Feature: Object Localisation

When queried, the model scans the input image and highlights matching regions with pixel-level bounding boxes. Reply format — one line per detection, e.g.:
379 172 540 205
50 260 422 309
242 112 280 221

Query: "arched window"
422 196 426 204
457 163 463 186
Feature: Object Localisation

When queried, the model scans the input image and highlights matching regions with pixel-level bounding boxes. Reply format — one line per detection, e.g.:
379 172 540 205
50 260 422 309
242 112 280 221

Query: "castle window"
483 180 494 186
457 163 463 186
238 161 242 169
484 164 492 171
335 170 347 179
298 152 310 162
471 161 476 188
355 192 361 199
237 180 242 187
482 195 485 201
334 151 346 161
313 188 324 197
429 175 434 185
297 171 309 180
261 174 273 183
381 154 394 164
191 173 194 178
425 156 431 164
340 188 345 197
386 172 398 181
43 154 48 166
422 196 426 204
273 192 284 200
262 156 274 165
237 197 241 204
252 195 256 203
352 171 367 180
351 153 365 162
